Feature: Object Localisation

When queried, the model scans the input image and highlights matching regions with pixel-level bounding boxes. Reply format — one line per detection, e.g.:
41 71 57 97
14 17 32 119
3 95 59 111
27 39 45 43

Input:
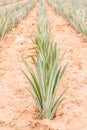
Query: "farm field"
0 0 20 6
0 0 38 40
0 0 22 6
0 0 28 7
0 0 87 130
47 0 87 37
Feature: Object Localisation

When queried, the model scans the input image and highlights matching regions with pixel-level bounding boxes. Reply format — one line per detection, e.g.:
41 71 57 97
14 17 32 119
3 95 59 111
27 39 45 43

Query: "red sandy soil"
0 1 87 130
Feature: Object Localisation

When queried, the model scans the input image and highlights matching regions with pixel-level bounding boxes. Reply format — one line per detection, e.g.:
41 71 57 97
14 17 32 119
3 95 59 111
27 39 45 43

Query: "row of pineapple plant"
47 0 87 37
0 0 21 6
0 0 38 40
22 1 68 119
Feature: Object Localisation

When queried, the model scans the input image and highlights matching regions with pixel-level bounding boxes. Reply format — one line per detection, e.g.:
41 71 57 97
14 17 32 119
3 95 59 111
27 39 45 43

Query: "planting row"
22 1 68 120
0 0 21 6
0 0 38 40
47 0 87 37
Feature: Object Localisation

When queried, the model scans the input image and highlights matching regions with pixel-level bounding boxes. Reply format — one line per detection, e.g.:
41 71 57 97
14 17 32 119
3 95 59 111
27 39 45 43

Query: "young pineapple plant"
22 1 68 119
22 48 68 119
34 1 50 60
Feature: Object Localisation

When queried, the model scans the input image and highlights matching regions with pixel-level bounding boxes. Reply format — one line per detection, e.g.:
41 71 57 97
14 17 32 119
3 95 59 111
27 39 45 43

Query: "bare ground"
0 1 87 130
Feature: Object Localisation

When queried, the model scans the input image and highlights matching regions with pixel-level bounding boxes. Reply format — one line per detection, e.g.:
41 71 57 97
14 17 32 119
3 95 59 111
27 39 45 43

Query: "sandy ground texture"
0 1 87 130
